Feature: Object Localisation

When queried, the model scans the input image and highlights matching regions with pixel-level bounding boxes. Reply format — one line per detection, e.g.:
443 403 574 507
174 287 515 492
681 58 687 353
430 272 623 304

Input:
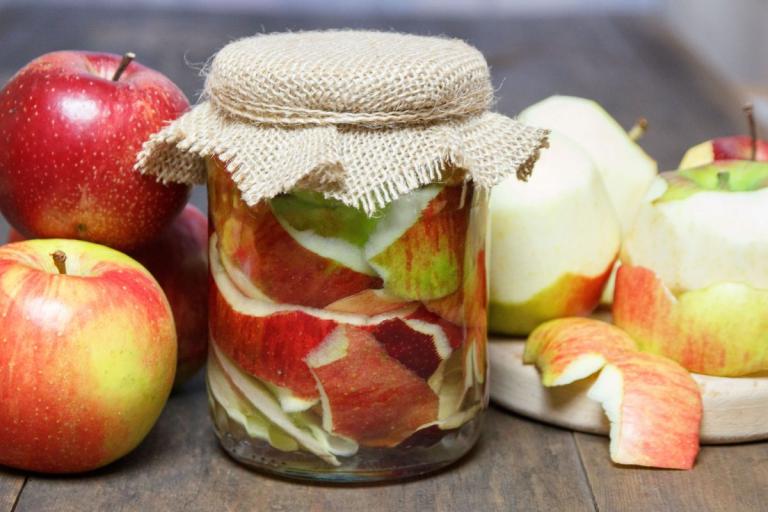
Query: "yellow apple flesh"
519 95 657 234
617 162 768 376
489 132 620 335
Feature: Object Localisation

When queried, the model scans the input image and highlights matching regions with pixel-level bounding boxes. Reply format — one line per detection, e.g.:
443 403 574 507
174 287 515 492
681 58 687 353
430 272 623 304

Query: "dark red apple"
0 51 191 250
8 204 208 388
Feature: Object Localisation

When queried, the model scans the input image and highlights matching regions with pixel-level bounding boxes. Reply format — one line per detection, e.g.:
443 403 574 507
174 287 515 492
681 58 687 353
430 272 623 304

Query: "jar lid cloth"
135 30 548 214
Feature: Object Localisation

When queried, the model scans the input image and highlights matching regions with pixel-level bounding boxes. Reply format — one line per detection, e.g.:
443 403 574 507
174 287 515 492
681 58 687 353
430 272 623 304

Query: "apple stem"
744 103 757 161
51 250 67 275
112 52 136 82
717 171 730 190
628 117 648 142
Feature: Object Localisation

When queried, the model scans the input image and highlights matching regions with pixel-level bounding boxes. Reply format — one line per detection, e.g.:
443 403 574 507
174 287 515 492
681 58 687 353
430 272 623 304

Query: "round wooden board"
489 338 768 444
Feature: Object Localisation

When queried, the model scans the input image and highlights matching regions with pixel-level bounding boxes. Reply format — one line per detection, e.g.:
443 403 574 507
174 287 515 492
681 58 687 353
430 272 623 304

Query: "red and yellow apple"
588 351 701 470
9 204 209 388
0 51 191 250
489 132 621 335
523 317 635 386
423 188 489 330
615 161 768 376
525 318 702 470
0 239 176 473
518 96 658 307
680 135 768 168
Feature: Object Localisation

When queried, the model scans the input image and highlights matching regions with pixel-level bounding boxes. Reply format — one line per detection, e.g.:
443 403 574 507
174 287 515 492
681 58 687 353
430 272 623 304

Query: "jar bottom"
209 391 484 483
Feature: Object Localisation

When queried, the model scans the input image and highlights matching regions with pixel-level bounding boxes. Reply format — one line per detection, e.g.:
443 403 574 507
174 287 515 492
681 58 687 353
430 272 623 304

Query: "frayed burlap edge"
135 102 548 215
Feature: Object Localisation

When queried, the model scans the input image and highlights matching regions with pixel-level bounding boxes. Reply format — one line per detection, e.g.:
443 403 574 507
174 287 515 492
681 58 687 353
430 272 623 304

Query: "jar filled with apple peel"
135 30 548 482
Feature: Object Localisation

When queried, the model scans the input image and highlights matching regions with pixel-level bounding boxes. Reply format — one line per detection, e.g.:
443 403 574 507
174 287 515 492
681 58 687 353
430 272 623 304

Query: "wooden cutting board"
489 338 768 444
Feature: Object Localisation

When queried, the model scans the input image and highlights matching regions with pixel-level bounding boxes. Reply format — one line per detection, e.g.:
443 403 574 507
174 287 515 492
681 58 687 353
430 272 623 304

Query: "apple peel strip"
211 341 358 466
208 350 300 452
524 317 702 470
211 234 418 326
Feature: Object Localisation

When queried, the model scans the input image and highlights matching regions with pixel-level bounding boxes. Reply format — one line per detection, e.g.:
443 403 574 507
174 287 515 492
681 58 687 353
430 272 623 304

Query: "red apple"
9 204 209 388
0 51 191 251
5 228 23 244
406 306 464 351
0 239 176 473
680 135 768 168
131 205 208 387
366 316 455 380
210 275 338 402
680 106 768 168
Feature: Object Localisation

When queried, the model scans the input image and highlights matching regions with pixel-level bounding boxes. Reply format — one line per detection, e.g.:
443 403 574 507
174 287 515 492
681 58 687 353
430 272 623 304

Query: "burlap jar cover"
135 31 549 214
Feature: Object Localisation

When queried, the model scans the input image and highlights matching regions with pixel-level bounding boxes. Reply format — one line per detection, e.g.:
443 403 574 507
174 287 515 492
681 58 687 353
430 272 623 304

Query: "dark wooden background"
1 5 764 511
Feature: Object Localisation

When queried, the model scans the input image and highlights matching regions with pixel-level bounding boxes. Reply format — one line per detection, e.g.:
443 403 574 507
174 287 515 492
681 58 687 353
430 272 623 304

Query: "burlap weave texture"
135 31 548 214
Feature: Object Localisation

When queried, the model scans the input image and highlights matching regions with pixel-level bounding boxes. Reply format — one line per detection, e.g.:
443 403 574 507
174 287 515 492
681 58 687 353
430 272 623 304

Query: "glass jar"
205 156 489 482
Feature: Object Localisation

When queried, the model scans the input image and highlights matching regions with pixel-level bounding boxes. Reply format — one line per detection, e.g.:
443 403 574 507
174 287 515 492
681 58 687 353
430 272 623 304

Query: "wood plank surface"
0 473 24 512
12 378 595 512
575 433 768 512
0 5 763 511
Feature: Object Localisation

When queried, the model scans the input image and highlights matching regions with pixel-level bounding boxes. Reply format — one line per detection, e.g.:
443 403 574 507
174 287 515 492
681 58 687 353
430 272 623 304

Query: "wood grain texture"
489 339 768 444
575 433 768 512
0 473 24 512
14 377 595 512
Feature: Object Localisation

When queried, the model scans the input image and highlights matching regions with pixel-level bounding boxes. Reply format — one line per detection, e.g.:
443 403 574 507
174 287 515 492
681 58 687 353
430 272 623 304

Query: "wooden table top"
0 6 764 511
